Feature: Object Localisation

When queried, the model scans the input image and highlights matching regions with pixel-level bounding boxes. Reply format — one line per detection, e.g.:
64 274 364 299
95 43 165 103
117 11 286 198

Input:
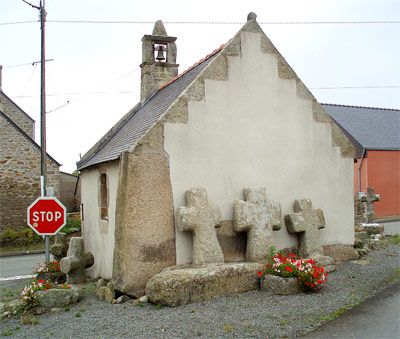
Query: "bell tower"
140 20 179 101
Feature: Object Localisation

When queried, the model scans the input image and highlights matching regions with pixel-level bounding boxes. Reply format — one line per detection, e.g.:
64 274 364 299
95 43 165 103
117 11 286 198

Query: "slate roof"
322 104 400 158
0 110 61 165
77 49 221 170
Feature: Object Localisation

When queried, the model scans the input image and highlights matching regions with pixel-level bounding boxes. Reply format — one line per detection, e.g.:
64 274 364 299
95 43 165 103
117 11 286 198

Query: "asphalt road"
302 281 400 339
0 253 47 288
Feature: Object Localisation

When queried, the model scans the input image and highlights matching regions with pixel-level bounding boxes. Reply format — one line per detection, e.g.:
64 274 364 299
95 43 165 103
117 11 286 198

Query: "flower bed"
21 279 71 310
258 249 327 293
35 260 66 284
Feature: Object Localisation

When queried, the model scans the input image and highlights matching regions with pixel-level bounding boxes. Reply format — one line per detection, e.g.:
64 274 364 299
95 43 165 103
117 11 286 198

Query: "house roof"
0 90 35 123
322 104 400 158
77 48 221 170
0 110 61 166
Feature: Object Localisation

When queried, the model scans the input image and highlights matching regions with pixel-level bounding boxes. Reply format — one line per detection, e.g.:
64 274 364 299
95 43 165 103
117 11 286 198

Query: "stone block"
323 244 359 264
112 151 176 297
260 274 301 295
116 295 131 304
146 262 261 307
36 286 81 309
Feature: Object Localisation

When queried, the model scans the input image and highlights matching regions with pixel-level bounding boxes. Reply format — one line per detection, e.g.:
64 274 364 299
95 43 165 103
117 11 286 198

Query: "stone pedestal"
146 262 262 307
260 274 301 295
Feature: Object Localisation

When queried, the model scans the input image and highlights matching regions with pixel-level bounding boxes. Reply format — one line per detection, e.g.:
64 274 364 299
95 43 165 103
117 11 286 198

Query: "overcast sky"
1 0 399 173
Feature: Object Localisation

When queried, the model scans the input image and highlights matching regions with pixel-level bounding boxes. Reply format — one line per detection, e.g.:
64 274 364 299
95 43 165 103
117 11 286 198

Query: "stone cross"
285 199 325 258
51 233 68 261
233 188 281 262
176 187 224 265
360 187 380 224
60 237 94 284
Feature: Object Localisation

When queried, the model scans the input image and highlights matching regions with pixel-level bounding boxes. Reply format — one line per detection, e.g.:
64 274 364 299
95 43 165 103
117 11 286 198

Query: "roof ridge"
322 102 400 112
159 43 226 90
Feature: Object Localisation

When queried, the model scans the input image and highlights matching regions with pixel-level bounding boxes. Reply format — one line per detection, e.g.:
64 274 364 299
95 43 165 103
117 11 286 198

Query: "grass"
318 304 354 322
387 234 400 245
223 324 234 333
0 287 21 302
74 312 82 318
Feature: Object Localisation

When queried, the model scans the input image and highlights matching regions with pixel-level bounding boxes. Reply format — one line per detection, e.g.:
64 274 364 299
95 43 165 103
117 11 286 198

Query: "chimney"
140 20 179 101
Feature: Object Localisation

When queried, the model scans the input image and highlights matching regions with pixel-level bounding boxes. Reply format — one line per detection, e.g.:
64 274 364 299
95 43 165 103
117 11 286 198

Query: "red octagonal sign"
27 197 67 236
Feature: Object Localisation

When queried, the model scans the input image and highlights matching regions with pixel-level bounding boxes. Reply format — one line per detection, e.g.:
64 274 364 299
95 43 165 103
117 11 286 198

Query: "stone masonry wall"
0 117 59 231
60 172 80 212
0 92 34 139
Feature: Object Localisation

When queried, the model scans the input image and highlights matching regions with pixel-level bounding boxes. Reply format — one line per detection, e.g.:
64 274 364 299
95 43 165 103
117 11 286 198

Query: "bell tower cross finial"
140 20 179 101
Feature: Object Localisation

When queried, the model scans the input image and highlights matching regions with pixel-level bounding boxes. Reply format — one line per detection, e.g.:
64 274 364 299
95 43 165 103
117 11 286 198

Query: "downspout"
357 148 367 192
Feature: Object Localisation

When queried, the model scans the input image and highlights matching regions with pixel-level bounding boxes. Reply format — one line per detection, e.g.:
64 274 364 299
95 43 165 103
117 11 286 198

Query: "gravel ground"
1 243 399 338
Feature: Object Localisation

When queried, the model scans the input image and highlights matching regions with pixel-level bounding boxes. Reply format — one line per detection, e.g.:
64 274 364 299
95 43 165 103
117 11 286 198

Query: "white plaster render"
80 161 119 279
164 31 354 264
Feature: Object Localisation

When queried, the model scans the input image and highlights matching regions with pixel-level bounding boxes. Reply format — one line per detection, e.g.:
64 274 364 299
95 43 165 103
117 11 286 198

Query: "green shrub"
60 216 81 235
0 228 43 247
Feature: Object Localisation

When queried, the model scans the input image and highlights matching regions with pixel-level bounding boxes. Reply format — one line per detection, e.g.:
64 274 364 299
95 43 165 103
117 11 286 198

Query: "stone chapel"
77 13 356 297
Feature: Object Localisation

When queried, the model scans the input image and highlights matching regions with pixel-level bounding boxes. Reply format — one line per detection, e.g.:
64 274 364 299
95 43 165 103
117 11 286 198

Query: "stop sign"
27 197 67 236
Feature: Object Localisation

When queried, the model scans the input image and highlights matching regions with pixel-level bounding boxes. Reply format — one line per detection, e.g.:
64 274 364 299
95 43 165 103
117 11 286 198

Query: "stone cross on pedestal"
176 187 224 265
360 187 380 224
233 188 281 262
60 237 94 284
51 233 68 261
285 199 325 258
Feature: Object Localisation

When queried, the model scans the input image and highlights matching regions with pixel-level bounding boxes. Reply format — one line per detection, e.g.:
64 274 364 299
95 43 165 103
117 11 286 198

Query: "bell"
155 46 166 61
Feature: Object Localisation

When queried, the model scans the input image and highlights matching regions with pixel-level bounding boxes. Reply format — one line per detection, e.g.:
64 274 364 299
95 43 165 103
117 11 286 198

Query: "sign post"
27 197 67 262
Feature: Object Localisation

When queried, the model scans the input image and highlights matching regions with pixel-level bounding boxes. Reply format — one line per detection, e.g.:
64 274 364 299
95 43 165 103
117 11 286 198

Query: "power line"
10 85 400 98
311 85 400 90
1 19 400 26
4 59 54 69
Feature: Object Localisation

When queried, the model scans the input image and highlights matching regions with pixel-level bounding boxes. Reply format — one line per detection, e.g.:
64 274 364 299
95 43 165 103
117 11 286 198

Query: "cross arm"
285 213 306 233
233 200 257 231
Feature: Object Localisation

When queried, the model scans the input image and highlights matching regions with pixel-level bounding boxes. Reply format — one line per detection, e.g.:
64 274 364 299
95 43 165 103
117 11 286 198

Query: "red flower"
257 271 263 278
285 266 293 273
38 279 45 284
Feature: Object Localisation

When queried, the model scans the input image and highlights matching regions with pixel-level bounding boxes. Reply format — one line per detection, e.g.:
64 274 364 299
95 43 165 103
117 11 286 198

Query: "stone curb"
0 250 45 258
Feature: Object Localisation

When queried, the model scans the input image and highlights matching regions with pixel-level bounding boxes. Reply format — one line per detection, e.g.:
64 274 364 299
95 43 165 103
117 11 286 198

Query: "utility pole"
23 0 49 263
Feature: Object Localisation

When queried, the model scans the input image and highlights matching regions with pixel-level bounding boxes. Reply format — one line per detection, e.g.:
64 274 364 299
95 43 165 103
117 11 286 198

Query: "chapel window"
100 173 108 220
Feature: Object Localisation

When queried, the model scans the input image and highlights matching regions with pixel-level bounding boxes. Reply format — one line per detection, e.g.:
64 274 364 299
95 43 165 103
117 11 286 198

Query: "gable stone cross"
176 187 224 265
233 188 281 262
360 187 380 224
285 199 325 258
60 237 94 284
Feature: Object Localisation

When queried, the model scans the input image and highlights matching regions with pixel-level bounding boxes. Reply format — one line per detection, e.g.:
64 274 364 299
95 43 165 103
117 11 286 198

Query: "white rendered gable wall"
80 161 119 279
164 31 354 264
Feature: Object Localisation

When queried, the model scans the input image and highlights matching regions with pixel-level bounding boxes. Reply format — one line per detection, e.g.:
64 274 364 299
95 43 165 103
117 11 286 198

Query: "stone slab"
260 274 301 295
323 244 359 264
146 262 262 307
35 286 82 308
112 151 176 297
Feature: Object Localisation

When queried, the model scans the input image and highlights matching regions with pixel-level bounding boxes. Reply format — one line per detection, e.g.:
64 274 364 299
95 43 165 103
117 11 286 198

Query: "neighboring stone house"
323 104 400 220
77 15 355 297
59 171 81 212
0 68 61 231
